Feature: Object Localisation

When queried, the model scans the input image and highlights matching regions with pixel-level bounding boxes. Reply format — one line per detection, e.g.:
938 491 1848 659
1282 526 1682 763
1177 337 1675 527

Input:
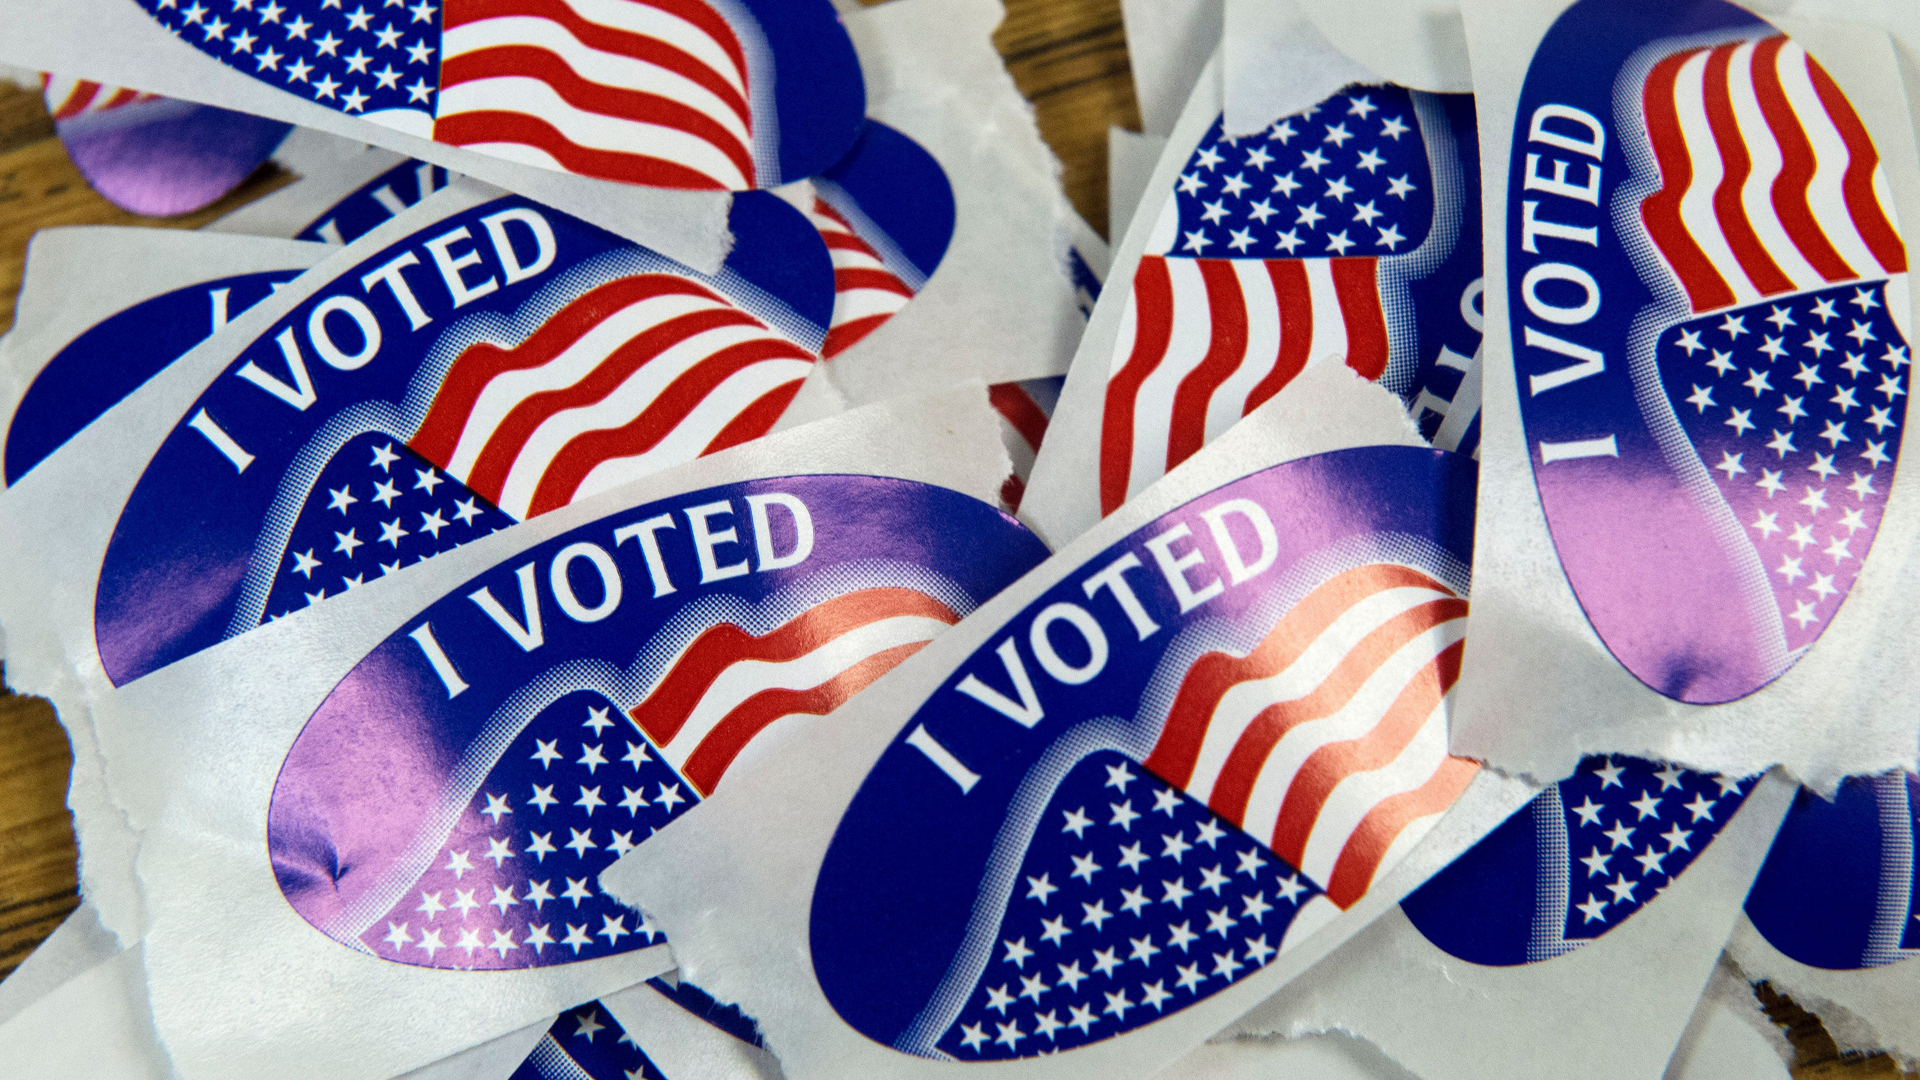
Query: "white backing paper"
207 143 437 242
601 980 783 1080
1108 128 1169 243
1121 0 1224 140
1663 956 1793 1080
1221 0 1379 138
1725 913 1920 1069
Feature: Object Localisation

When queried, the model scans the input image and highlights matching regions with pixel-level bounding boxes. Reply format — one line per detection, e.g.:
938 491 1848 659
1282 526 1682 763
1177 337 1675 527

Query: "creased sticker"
295 157 460 245
95 189 831 686
1506 1 1909 702
991 376 1064 512
124 0 865 191
272 475 1046 970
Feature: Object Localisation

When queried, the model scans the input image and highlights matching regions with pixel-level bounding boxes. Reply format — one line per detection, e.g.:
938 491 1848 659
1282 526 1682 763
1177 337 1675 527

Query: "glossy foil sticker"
809 445 1479 1060
1507 0 1910 703
95 191 832 686
127 0 866 191
269 475 1049 970
1098 88 1484 515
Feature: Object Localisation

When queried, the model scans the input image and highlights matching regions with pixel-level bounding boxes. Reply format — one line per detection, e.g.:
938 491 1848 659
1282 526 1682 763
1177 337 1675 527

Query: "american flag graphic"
990 376 1062 512
42 74 163 117
934 749 1324 1060
1639 36 1906 313
129 0 834 190
406 270 818 520
1101 88 1440 514
509 1002 669 1080
805 190 920 360
1142 563 1479 908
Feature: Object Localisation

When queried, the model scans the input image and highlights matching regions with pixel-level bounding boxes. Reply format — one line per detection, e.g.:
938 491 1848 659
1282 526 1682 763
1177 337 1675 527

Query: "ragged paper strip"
1453 0 1920 789
1662 955 1794 1080
80 385 1034 1080
1123 0 1222 141
1226 761 1796 1080
603 364 1533 1080
1021 47 1484 548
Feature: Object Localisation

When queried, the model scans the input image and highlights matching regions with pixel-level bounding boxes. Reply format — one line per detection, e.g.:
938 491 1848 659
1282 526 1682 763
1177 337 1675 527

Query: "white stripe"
1235 616 1467 851
442 16 750 144
655 613 951 771
553 0 748 96
1359 804 1450 899
833 287 912 327
1728 41 1824 291
1181 585 1454 803
1777 42 1887 278
1293 694 1454 889
1672 49 1760 304
570 360 811 502
434 78 748 189
1302 259 1348 367
492 322 791 516
1202 259 1282 444
1108 279 1140 377
1126 258 1214 502
443 288 728 479
825 244 891 273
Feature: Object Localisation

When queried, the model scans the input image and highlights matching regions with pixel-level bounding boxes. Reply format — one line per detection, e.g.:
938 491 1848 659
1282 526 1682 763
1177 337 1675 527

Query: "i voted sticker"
810 446 1479 1059
96 191 832 685
1507 0 1910 703
294 157 458 245
269 475 1049 969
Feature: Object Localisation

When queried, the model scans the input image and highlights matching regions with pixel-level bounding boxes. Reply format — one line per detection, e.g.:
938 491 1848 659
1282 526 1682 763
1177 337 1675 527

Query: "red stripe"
1703 44 1793 296
1805 53 1908 274
52 80 101 120
522 338 814 516
412 275 723 466
812 198 856 232
1266 638 1464 868
834 267 915 299
99 87 143 111
1243 260 1313 413
1142 565 1448 789
1322 756 1479 908
440 46 753 184
1099 256 1175 516
1165 260 1250 471
628 588 960 748
1751 36 1856 282
433 110 729 189
1331 259 1387 379
1206 598 1467 829
821 232 882 256
444 0 748 117
1000 474 1027 512
700 377 804 455
464 305 766 504
988 382 1052 451
1640 48 1738 312
822 314 891 359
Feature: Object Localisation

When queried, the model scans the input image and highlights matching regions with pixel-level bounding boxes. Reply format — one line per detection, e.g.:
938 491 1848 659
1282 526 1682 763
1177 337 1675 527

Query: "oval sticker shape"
810 445 1480 1059
268 475 1049 970
1744 770 1918 970
1400 755 1756 965
1508 0 1911 703
95 191 831 687
126 0 866 191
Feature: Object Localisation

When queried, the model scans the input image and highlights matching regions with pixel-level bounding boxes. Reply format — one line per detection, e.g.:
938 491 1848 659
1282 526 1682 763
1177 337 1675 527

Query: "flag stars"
1759 336 1788 360
1766 430 1798 457
1808 572 1839 601
1117 841 1148 872
1576 895 1610 924
1848 471 1879 500
1877 373 1905 401
1775 555 1805 584
1244 144 1274 169
1300 148 1330 172
1323 175 1353 201
1027 873 1059 904
1800 486 1829 515
1809 453 1839 480
1805 331 1832 356
1707 350 1736 376
1380 115 1410 139
1579 847 1611 877
1220 173 1251 198
1766 305 1797 331
1824 534 1854 565
1742 368 1772 397
1602 820 1635 849
1725 407 1753 436
1750 510 1780 539
1385 173 1415 198
1841 353 1870 379
1714 451 1746 479
1719 313 1747 339
1675 328 1704 354
1109 800 1140 831
1756 469 1786 497
1788 522 1816 551
1628 791 1662 820
1778 394 1807 422
1003 937 1035 969
1325 230 1355 255
450 888 479 917
1268 119 1297 143
1062 807 1093 838
1070 852 1102 884
1355 148 1386 173
1160 831 1192 862
1161 876 1193 909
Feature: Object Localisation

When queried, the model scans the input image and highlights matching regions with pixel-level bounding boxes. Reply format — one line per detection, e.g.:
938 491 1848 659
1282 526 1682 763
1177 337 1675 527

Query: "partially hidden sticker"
509 1001 667 1080
294 158 458 245
1098 87 1485 516
810 445 1479 1060
1744 770 1918 970
96 191 832 686
269 474 1049 970
128 0 866 191
1401 755 1756 965
1507 0 1910 703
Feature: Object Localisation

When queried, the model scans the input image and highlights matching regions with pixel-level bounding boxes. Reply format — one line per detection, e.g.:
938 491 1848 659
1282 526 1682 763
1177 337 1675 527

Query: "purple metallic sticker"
1508 0 1910 702
268 475 1048 970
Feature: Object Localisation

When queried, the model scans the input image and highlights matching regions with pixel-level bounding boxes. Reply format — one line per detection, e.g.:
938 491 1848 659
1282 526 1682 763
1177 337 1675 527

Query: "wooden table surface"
0 4 1905 1076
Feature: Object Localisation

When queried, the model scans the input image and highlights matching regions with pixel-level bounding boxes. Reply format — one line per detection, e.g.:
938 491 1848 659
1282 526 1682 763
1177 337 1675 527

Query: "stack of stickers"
0 1 1914 1079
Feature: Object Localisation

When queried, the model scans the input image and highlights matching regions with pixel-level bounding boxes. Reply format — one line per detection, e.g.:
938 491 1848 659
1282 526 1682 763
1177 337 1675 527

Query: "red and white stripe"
1639 35 1906 314
989 380 1058 511
409 273 815 520
42 75 162 120
808 196 917 358
628 587 961 794
1099 254 1389 515
435 0 757 190
1142 563 1478 909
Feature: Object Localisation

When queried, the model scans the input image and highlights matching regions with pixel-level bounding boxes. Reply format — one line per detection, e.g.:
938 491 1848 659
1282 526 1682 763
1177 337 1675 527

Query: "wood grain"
0 13 1906 1076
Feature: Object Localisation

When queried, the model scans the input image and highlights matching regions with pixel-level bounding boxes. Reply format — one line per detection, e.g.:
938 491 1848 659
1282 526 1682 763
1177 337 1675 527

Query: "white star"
332 528 362 557
1767 429 1798 458
345 4 374 29
1194 145 1224 170
488 883 518 912
574 785 605 815
1199 198 1229 224
1161 876 1193 909
408 0 436 21
1603 821 1635 850
1576 895 1609 924
1380 115 1410 139
1210 950 1244 981
1743 368 1773 397
1070 852 1101 883
561 877 594 906
1197 864 1230 895
254 45 283 70
526 832 556 862
453 497 482 525
1634 845 1669 877
598 915 630 945
1274 229 1304 254
1268 119 1298 143
1003 937 1034 968
1102 988 1135 1023
405 76 433 104
1756 469 1787 497
1686 384 1716 412
564 828 597 857
1823 534 1854 564
1571 796 1604 826
1877 373 1906 401
1019 971 1049 1003
654 782 686 811
578 744 609 774
1040 914 1071 944
1174 962 1205 993
1801 486 1830 515
286 56 314 82
415 928 444 957
1628 791 1662 820
418 508 448 538
561 923 593 953
1220 172 1251 198
341 87 370 112
1026 872 1059 904
443 850 473 879
1355 148 1385 173
1714 450 1746 478
1385 173 1415 198
1708 350 1737 376
1181 228 1213 254
1246 198 1278 224
1849 471 1881 499
531 740 563 768
1227 227 1255 252
1579 847 1611 877
1776 554 1806 584
1766 305 1797 330
1676 328 1704 354
1794 362 1826 390
1244 144 1274 169
1683 793 1718 821
1194 820 1226 848
1167 921 1199 952
1842 352 1871 379
1128 934 1162 966
1805 331 1833 356
529 782 558 812
1236 846 1268 877
1324 230 1355 255
290 549 321 578
522 922 555 953
1272 171 1301 196
1240 891 1274 924
450 888 479 917
1808 453 1839 480
1160 831 1192 862
620 741 651 770
1205 905 1238 938
1300 148 1330 172
1594 760 1626 788
1719 313 1747 339
1295 202 1325 227
1375 223 1405 249
1838 506 1869 533
1323 175 1353 201
617 786 648 816
1066 1003 1098 1034
1055 959 1088 992
1109 800 1140 831
1752 510 1783 539
1778 394 1807 422
1759 335 1788 360
1062 807 1094 838
484 836 514 868
1090 946 1121 977
525 879 555 909
415 891 445 919
1788 522 1816 551
378 518 408 547
1808 572 1838 601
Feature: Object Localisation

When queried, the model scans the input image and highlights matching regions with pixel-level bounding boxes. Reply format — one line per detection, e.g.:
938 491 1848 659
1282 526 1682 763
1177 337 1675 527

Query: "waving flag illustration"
797 120 957 358
1508 0 1911 703
1402 756 1755 965
128 0 865 190
96 193 833 685
509 1003 672 1080
43 72 292 215
1098 89 1484 515
268 475 1049 970
991 376 1063 511
810 446 1477 1060
1744 770 1919 970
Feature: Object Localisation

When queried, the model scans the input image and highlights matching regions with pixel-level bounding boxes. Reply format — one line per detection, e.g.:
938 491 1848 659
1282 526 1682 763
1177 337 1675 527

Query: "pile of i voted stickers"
0 0 1916 1077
